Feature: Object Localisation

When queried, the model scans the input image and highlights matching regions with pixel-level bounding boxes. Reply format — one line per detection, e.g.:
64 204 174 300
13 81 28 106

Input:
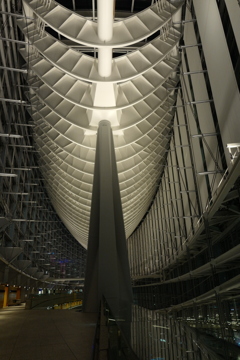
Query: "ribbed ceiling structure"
18 0 183 248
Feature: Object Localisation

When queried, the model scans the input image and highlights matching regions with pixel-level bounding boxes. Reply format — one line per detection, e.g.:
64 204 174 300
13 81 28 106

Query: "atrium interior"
1 0 240 359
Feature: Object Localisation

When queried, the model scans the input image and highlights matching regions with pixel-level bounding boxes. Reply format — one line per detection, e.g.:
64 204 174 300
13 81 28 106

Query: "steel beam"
83 120 132 324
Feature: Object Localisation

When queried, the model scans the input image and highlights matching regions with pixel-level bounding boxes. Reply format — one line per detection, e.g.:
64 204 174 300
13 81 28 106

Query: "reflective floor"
0 305 97 360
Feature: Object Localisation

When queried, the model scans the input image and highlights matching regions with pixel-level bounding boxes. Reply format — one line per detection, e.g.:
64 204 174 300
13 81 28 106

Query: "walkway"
0 305 97 360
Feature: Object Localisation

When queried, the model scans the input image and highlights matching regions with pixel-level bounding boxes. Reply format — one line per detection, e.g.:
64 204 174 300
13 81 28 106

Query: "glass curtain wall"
128 1 240 359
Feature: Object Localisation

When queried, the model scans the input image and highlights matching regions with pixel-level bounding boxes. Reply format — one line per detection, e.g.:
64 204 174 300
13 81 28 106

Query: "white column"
98 47 113 77
97 0 114 41
97 0 114 77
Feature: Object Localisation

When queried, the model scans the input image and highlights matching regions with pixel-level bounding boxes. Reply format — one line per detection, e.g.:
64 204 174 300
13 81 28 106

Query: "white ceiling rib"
23 0 181 46
18 20 181 83
19 0 183 248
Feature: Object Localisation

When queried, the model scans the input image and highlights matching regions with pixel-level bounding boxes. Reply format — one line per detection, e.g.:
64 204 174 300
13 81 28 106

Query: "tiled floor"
0 305 97 360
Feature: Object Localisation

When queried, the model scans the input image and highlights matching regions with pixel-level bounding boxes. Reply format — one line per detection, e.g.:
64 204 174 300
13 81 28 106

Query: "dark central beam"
83 120 132 319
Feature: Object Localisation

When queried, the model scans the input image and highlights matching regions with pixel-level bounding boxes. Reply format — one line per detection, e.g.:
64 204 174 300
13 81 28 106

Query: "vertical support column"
17 274 21 287
16 287 21 300
97 0 114 77
3 266 9 284
3 286 9 307
83 120 132 319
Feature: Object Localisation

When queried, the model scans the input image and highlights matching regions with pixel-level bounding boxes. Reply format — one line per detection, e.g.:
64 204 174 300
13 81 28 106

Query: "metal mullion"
158 187 166 265
72 0 75 11
130 239 135 277
138 229 143 276
166 160 178 257
0 10 24 129
139 227 144 276
2 8 19 104
127 238 132 275
149 207 155 273
168 147 185 251
162 173 171 263
155 191 163 270
157 189 165 268
128 239 132 276
136 229 141 276
174 142 196 234
151 210 158 273
145 221 151 276
164 316 169 360
151 208 158 273
146 310 151 357
15 73 26 120
153 200 161 270
181 49 213 203
138 306 143 353
152 201 160 273
177 86 203 219
147 212 153 274
131 306 137 356
168 316 174 360
145 216 151 275
131 235 137 277
148 214 154 274
132 239 136 277
142 224 148 276
142 218 148 276
161 176 168 261
131 0 135 13
163 165 175 259
153 313 158 359
170 129 188 248
172 319 179 360
0 49 13 122
141 308 147 359
6 0 19 70
160 183 168 266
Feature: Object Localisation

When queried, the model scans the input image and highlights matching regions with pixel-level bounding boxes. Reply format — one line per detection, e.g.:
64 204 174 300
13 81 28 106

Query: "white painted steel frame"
18 0 183 248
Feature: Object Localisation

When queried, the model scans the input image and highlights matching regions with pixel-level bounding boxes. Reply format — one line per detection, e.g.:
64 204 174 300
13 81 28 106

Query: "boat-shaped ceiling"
19 0 183 248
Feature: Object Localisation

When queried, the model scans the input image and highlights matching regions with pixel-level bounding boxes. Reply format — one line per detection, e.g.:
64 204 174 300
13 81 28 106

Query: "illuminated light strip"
0 133 23 138
0 173 17 177
0 66 28 73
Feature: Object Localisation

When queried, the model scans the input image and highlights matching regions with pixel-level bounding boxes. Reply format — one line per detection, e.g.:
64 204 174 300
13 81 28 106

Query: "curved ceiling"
19 0 183 248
